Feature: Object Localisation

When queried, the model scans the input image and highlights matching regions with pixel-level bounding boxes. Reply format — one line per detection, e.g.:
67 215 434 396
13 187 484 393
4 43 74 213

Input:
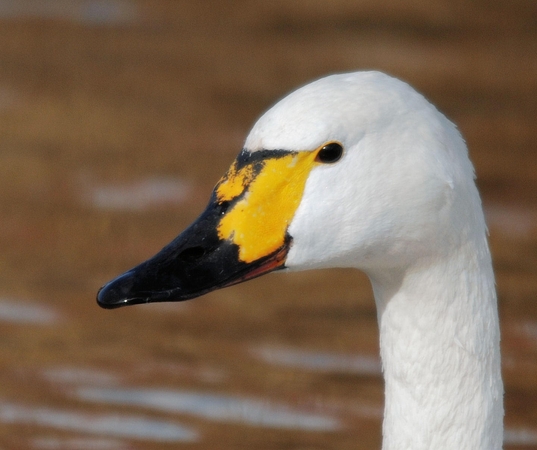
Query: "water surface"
0 2 535 449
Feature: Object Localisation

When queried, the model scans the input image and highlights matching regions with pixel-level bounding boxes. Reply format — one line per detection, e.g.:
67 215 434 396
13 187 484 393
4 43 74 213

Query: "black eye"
316 142 343 164
219 201 230 215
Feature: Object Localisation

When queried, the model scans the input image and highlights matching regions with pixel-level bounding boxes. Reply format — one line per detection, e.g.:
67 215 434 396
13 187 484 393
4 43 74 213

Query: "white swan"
98 71 503 450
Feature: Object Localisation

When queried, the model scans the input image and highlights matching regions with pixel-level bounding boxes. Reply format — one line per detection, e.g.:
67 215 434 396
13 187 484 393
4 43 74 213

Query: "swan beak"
96 148 316 309
96 198 292 309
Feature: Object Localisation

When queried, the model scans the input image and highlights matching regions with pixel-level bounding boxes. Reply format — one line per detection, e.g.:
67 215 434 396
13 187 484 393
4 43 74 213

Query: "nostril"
178 246 206 263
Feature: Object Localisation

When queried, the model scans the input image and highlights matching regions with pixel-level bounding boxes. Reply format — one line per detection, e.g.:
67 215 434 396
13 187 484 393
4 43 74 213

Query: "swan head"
97 71 480 308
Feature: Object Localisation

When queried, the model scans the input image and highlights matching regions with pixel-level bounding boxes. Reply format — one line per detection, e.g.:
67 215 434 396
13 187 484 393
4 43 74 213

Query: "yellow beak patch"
215 149 319 263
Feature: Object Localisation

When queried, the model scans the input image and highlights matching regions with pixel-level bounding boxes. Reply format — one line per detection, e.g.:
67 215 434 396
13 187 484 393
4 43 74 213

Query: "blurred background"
0 1 536 449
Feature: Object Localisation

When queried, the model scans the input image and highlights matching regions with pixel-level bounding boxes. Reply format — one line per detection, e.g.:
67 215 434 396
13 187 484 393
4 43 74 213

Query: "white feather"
245 71 503 450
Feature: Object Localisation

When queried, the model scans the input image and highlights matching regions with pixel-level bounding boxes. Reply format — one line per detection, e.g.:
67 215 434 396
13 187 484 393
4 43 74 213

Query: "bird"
97 71 503 450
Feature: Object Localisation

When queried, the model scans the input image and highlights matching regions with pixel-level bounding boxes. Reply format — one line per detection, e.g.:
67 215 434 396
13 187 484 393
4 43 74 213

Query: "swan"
97 71 503 450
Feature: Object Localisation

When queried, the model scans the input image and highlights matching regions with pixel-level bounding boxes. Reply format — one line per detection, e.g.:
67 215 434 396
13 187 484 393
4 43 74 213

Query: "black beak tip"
96 271 145 309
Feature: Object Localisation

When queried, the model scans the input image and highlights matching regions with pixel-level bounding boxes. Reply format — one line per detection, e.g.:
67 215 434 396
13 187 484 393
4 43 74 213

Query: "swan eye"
316 142 343 164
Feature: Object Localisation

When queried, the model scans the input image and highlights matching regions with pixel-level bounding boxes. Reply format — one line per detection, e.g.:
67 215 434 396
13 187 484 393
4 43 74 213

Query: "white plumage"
98 71 504 450
246 72 503 450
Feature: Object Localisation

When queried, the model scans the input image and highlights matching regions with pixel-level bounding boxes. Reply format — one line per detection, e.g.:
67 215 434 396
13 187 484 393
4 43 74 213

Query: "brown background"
0 1 536 449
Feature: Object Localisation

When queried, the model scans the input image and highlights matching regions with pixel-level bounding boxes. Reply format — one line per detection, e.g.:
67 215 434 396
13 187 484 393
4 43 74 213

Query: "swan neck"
369 241 503 450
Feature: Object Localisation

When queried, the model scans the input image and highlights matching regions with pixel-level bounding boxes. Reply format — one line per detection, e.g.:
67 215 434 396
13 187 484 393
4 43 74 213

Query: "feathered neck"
368 231 503 450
